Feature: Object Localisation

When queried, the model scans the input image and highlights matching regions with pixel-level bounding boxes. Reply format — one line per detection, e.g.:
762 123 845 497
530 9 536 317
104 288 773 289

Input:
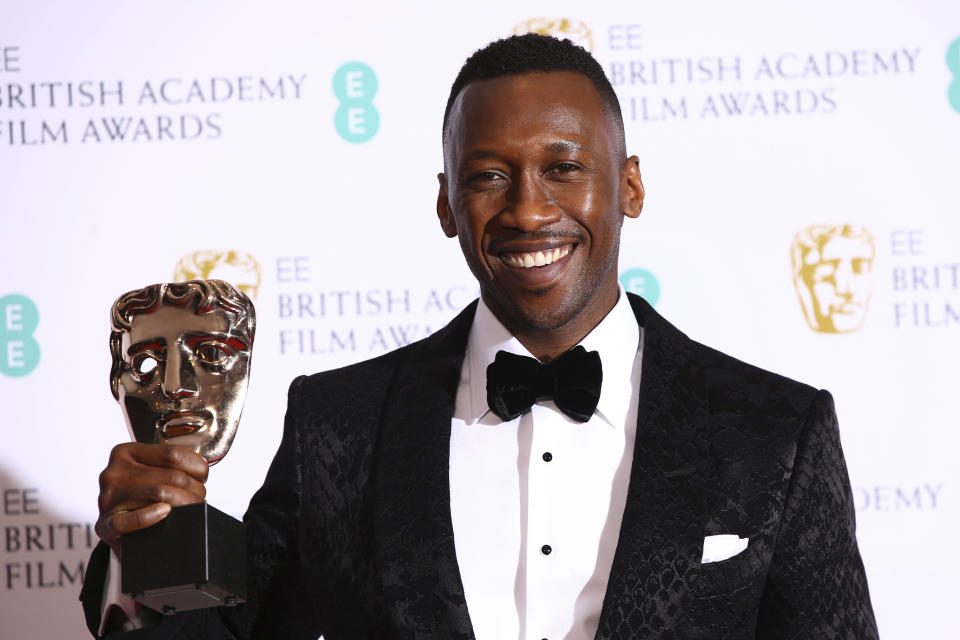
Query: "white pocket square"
701 534 749 564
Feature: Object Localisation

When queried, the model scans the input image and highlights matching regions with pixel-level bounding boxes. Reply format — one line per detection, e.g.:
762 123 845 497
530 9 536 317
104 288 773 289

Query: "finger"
99 466 206 513
103 482 206 515
119 443 210 483
96 502 171 540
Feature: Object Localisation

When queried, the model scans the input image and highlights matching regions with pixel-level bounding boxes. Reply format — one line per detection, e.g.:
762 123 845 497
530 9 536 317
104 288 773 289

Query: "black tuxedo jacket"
81 294 878 639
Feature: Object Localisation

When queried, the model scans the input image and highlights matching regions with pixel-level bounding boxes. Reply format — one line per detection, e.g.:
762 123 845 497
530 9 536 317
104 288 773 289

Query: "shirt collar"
465 287 642 427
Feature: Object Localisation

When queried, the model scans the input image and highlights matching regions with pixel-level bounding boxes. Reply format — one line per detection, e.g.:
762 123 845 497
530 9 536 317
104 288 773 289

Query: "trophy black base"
121 502 246 614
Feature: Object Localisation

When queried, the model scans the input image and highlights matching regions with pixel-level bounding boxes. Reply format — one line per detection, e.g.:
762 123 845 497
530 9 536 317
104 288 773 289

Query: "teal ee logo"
619 268 660 306
0 294 40 377
333 62 380 143
948 37 960 113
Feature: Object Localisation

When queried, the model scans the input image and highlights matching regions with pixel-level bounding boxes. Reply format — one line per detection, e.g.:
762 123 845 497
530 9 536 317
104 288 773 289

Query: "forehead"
819 236 874 260
127 304 231 343
446 71 615 151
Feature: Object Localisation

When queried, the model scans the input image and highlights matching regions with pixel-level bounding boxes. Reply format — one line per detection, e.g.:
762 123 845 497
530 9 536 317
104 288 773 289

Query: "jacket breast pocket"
691 535 772 598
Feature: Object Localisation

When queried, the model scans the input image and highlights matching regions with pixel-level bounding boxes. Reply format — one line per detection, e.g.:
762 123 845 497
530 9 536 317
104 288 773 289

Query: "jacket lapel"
595 294 711 638
371 301 478 639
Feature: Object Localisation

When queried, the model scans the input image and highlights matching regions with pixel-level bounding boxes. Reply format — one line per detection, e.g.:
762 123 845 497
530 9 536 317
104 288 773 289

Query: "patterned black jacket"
81 294 879 639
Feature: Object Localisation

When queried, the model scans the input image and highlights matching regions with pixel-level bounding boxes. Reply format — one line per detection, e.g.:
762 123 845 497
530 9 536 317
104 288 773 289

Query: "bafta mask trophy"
109 279 255 614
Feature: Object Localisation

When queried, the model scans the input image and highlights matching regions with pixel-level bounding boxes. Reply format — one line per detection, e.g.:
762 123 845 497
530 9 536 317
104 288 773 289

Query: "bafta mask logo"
174 250 261 300
109 280 256 463
791 224 876 334
513 18 594 52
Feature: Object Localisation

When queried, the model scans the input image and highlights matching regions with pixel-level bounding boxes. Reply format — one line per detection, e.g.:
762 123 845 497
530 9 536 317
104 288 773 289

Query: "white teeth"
505 245 572 268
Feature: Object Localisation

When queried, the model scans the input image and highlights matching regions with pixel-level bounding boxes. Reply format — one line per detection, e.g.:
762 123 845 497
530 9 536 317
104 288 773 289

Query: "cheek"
811 284 838 307
120 392 161 444
118 372 154 396
453 214 492 264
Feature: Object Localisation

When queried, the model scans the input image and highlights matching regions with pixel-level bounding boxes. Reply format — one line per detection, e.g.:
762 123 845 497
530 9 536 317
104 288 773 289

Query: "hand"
95 443 209 553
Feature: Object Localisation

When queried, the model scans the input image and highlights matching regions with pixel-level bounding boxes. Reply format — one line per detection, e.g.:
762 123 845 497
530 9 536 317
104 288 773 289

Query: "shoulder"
694 340 820 416
290 340 419 405
628 292 821 421
285 298 478 415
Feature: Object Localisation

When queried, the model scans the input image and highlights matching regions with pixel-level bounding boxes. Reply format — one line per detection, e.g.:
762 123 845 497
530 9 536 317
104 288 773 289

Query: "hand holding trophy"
99 279 254 615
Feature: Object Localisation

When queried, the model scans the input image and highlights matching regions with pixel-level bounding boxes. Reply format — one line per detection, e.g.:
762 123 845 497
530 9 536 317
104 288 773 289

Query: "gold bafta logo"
791 225 875 333
513 18 594 52
174 250 262 300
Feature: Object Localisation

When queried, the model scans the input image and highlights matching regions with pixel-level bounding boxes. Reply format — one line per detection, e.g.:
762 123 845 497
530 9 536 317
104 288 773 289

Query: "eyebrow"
546 140 583 153
462 148 501 161
186 334 249 351
462 140 585 161
128 340 165 355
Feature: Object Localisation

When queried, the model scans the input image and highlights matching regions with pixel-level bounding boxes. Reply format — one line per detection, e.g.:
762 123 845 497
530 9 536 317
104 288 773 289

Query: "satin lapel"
371 301 478 640
595 294 711 638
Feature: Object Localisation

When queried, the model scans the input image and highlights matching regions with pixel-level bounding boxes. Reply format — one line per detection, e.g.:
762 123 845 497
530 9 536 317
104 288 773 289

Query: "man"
82 34 878 639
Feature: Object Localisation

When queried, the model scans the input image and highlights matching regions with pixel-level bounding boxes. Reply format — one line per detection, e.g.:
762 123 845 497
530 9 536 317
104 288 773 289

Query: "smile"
501 244 572 268
159 410 211 437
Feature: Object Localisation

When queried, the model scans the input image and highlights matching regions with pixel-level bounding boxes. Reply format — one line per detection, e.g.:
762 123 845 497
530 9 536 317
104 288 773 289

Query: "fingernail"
156 503 172 518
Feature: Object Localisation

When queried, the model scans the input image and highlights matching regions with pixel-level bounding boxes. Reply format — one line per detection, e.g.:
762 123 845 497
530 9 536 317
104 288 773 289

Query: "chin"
514 301 581 332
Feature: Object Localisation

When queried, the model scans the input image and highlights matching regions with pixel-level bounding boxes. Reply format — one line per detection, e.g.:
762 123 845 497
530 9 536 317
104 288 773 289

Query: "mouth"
500 244 573 269
158 410 211 438
829 303 862 315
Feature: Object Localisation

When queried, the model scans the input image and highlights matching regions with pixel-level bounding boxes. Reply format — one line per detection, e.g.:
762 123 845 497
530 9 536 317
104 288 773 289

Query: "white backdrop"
2 1 958 637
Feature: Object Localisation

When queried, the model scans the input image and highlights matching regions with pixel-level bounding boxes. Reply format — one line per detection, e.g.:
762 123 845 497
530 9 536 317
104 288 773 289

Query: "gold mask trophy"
109 279 254 614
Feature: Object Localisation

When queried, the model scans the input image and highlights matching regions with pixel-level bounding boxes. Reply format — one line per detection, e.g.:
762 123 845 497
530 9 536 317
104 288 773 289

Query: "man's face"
438 71 643 338
116 303 251 463
802 236 874 332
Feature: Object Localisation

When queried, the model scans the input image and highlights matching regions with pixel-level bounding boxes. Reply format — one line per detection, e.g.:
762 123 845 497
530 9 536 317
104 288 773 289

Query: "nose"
498 170 561 231
834 261 855 299
161 345 198 399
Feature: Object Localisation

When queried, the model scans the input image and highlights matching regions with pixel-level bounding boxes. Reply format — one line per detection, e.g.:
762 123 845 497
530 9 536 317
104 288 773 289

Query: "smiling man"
82 34 878 640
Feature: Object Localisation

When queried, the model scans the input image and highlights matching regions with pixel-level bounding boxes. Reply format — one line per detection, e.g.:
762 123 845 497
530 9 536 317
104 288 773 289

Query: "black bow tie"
486 346 603 423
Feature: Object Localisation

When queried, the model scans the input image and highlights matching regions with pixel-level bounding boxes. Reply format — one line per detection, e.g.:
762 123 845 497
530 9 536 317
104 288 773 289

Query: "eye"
194 341 234 365
552 162 580 173
132 353 159 376
464 169 507 188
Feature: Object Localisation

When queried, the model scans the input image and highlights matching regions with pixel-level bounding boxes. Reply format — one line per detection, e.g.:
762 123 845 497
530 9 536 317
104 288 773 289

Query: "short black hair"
442 33 624 150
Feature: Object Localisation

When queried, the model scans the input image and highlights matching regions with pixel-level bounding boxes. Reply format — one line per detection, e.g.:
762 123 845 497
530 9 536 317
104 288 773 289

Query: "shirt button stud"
542 452 553 462
541 544 552 555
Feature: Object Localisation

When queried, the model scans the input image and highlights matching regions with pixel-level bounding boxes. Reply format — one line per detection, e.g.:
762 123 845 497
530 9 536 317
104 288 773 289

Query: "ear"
619 156 644 219
437 172 458 238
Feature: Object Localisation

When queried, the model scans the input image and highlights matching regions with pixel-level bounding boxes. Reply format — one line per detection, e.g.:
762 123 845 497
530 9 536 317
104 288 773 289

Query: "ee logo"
0 294 40 377
619 268 661 306
948 37 960 114
333 62 380 143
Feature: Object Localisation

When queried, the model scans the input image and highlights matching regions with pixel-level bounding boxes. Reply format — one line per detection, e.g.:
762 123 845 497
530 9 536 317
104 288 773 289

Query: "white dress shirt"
450 288 643 640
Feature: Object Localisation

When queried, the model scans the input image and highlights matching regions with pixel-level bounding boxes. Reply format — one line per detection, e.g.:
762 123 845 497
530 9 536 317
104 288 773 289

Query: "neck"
492 286 619 362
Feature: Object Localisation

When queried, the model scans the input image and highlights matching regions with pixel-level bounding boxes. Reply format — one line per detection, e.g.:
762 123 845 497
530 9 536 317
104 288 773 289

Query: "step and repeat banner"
2 1 957 637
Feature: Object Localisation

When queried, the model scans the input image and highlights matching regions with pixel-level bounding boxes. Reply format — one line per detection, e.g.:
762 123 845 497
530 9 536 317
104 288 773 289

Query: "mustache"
487 227 585 252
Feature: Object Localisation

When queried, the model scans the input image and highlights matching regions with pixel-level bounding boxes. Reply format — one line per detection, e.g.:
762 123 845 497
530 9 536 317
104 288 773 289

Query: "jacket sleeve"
756 390 879 639
79 376 316 640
